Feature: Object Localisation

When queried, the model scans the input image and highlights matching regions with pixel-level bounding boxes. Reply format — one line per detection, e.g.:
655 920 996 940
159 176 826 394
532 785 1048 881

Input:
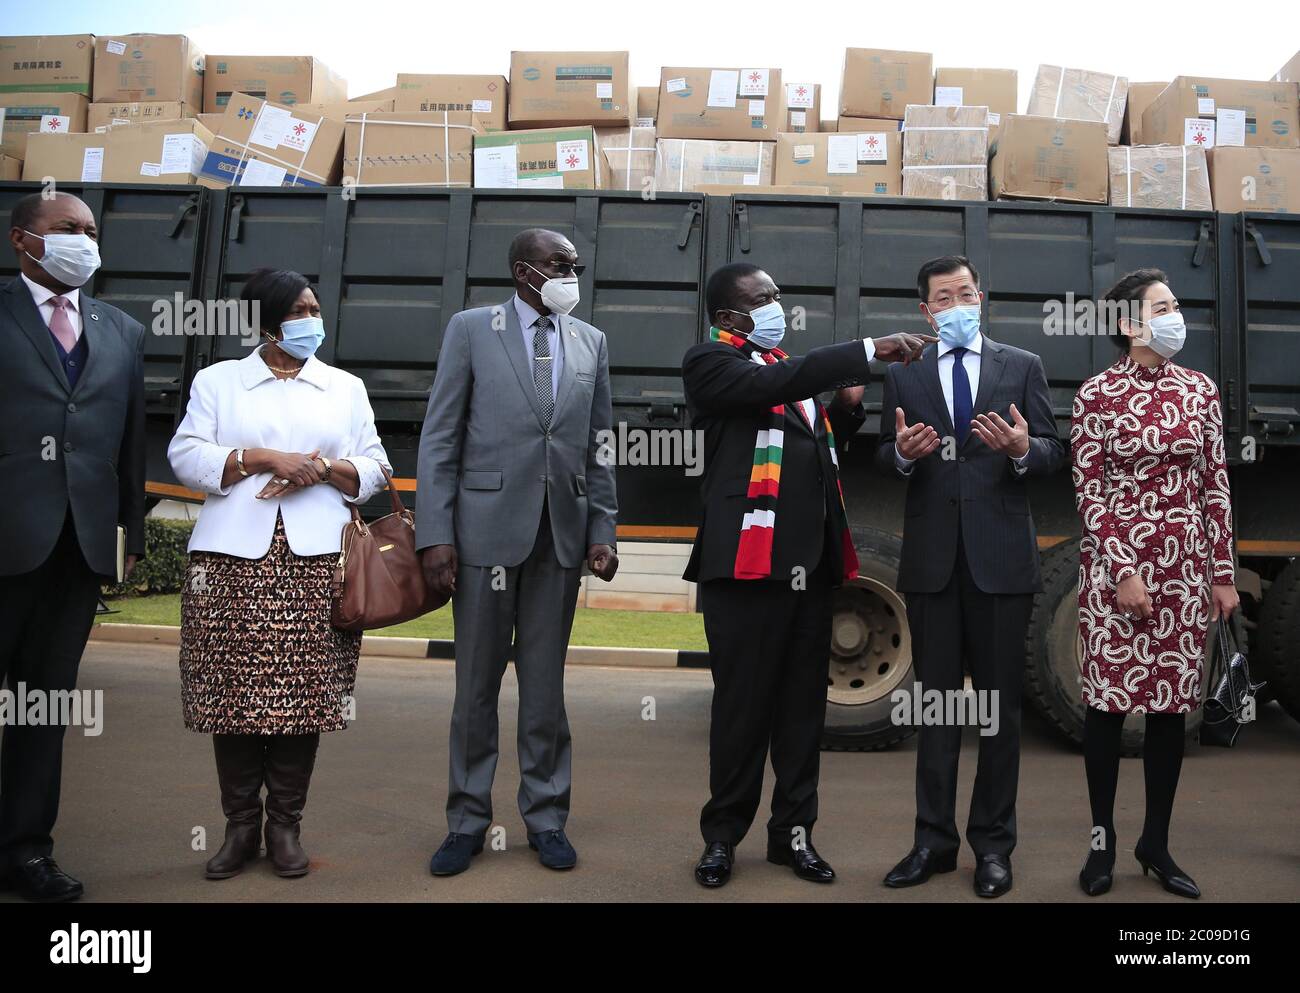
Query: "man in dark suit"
683 262 932 888
0 192 146 902
877 255 1065 897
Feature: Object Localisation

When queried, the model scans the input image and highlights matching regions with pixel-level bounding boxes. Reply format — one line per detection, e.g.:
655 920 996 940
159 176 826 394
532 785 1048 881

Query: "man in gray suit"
876 255 1065 898
1 192 145 902
417 228 618 875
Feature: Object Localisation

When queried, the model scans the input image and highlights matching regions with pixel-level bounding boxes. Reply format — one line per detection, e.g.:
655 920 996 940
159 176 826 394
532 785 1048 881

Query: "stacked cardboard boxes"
773 130 900 195
902 104 989 201
656 67 785 140
1027 65 1128 144
508 52 633 128
933 68 1016 141
196 92 345 189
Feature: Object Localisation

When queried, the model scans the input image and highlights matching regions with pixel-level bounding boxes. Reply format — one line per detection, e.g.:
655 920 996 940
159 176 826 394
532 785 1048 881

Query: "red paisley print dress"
1070 355 1234 714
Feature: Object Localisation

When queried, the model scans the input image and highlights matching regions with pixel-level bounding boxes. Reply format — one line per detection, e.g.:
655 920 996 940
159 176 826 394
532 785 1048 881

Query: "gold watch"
318 455 333 481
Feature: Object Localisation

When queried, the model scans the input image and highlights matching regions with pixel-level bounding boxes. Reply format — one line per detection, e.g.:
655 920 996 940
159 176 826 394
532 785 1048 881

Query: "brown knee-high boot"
263 733 320 878
206 734 267 879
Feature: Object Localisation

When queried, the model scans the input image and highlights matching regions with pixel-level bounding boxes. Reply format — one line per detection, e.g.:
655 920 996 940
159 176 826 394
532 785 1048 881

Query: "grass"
97 594 708 651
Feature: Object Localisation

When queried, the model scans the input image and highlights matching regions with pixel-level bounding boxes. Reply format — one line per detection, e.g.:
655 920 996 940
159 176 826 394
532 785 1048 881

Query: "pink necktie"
48 296 77 353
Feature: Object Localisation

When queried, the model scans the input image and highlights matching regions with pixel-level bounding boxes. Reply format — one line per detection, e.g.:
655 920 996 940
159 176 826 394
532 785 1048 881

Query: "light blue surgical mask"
274 316 325 361
735 300 787 350
932 304 981 349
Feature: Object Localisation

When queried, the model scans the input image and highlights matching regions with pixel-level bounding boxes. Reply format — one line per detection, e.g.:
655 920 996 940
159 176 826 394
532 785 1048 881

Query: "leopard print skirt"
179 512 361 734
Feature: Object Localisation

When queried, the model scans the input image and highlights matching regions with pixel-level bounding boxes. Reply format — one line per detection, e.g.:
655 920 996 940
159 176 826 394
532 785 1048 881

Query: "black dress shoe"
694 841 735 888
767 840 836 883
429 832 485 877
1134 840 1200 899
973 854 1013 898
527 829 577 870
11 857 83 903
883 847 957 888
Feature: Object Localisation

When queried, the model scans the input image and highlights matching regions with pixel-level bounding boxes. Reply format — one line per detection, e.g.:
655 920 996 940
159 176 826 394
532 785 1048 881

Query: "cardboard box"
840 48 933 120
1275 51 1300 83
0 92 88 159
394 74 507 133
934 68 1016 140
197 92 345 189
1027 65 1128 144
0 153 20 179
989 114 1109 204
636 85 658 125
782 81 819 133
473 126 597 189
197 112 225 133
204 56 346 114
93 35 205 108
1208 146 1300 213
103 118 213 183
654 138 774 193
508 52 632 128
22 132 108 181
774 130 900 195
902 104 988 201
838 115 903 132
820 120 838 132
0 35 95 96
595 125 656 191
1122 81 1169 145
696 184 829 195
343 110 474 187
88 100 190 132
656 67 786 140
1109 145 1211 211
1143 76 1299 149
295 98 391 124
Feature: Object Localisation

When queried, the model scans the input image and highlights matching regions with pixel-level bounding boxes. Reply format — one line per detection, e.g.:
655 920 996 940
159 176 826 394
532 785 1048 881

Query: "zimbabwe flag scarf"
709 326 860 583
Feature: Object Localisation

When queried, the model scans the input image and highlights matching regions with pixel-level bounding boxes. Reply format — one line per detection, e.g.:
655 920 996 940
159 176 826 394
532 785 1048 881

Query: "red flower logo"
47 117 62 131
565 153 579 168
748 72 761 84
293 122 307 136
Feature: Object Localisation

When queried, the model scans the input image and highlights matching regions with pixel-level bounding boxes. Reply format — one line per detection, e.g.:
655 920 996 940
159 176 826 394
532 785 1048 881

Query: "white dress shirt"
168 345 392 558
514 293 563 397
749 336 876 424
22 271 82 342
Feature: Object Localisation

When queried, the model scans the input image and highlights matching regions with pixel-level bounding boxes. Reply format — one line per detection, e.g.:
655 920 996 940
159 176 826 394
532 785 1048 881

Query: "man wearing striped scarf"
683 263 933 888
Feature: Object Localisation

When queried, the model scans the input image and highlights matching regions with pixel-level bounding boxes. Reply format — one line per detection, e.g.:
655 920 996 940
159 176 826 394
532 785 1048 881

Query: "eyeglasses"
526 259 586 277
927 291 980 308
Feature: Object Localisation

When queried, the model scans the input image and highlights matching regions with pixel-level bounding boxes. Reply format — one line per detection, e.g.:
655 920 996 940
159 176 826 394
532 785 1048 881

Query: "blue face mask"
275 316 325 361
738 300 787 350
932 304 981 349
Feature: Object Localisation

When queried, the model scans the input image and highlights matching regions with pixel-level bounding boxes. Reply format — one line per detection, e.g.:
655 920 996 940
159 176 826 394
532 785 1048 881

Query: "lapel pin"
90 312 99 321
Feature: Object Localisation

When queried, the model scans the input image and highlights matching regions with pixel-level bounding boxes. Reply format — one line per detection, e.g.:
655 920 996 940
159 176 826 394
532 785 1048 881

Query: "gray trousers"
446 503 582 836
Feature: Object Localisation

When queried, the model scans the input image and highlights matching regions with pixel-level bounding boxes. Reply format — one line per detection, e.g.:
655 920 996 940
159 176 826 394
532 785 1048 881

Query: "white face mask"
1135 312 1186 359
24 229 101 288
523 262 580 315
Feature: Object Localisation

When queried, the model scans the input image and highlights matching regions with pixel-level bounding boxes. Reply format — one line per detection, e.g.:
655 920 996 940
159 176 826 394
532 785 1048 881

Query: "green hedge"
102 518 196 598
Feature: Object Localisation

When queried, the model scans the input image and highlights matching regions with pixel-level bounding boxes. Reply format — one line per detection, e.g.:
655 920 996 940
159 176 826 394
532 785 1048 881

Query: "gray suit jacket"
875 336 1066 595
1 276 147 578
415 300 618 569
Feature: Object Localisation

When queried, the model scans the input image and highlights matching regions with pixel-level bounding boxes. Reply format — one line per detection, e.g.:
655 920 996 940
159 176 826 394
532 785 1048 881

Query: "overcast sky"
5 0 1296 111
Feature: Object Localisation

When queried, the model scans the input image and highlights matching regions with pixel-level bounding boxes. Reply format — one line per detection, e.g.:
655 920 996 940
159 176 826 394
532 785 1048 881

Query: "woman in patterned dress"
168 269 391 880
1070 268 1238 899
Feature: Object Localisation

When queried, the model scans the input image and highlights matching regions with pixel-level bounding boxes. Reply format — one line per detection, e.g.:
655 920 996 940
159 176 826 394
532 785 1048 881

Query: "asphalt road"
5 641 1297 903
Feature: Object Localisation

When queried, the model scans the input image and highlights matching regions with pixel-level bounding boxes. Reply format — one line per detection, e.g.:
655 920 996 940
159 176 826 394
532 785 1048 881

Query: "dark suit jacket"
1 276 147 578
682 339 871 586
875 336 1065 595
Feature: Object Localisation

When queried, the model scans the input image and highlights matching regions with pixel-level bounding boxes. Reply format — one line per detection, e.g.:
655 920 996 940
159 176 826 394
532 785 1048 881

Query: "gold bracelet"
236 448 250 477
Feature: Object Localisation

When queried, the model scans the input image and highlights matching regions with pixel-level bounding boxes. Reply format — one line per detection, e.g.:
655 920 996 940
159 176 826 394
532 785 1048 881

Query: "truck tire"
1256 558 1300 724
822 527 917 751
1024 541 1214 755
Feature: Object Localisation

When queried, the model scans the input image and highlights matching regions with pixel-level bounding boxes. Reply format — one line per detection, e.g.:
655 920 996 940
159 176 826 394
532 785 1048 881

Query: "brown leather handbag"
330 468 449 631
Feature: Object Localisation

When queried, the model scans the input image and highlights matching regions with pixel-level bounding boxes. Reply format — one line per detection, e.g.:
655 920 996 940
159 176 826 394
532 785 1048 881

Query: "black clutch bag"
1199 617 1265 748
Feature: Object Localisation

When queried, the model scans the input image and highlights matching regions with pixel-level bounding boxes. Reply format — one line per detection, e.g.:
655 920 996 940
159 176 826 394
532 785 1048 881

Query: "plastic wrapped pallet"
594 125 657 191
653 138 774 193
902 104 989 201
1108 145 1211 211
1027 65 1128 145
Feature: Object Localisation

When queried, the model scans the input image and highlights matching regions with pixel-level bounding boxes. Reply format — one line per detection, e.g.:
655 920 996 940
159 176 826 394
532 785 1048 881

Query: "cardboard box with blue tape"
197 92 344 189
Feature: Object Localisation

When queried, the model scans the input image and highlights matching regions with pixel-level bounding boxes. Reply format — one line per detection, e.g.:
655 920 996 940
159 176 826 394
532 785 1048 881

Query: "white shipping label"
666 77 688 93
280 117 318 153
40 114 71 133
934 86 963 106
472 99 493 113
80 147 104 182
191 138 209 176
112 118 131 126
474 144 518 188
786 83 815 109
790 110 807 127
793 143 815 158
519 174 565 189
987 112 1001 126
94 126 109 133
635 116 655 128
742 173 759 185
161 133 196 174
249 104 291 149
826 134 859 174
857 132 889 162
708 70 739 108
239 158 288 187
739 69 769 97
1197 97 1215 115
556 139 589 172
1216 108 1246 146
748 99 765 117
106 40 126 55
139 162 162 177
596 82 613 99
1184 118 1215 148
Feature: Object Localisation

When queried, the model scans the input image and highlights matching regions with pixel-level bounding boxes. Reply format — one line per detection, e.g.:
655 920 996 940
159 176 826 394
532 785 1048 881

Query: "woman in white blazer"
168 268 391 880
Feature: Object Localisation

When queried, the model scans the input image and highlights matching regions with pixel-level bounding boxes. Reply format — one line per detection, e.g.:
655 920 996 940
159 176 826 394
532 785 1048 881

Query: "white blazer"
168 346 392 558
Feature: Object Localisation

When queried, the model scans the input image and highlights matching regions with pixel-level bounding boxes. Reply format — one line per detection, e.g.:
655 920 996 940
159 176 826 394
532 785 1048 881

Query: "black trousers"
905 540 1032 859
0 511 102 869
699 561 833 847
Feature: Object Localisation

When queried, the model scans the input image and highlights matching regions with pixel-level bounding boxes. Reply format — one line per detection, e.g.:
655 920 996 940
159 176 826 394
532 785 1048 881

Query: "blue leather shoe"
429 833 484 876
527 829 577 870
